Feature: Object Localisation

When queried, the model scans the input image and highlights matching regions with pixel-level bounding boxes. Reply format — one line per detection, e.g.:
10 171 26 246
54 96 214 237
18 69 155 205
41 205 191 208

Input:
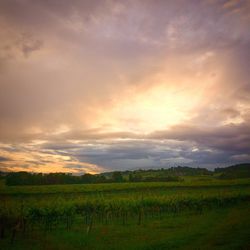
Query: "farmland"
0 176 250 250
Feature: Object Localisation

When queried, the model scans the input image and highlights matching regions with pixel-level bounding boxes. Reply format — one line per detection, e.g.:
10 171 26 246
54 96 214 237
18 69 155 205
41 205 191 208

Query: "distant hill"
2 164 250 185
166 166 212 176
102 166 212 182
215 163 250 179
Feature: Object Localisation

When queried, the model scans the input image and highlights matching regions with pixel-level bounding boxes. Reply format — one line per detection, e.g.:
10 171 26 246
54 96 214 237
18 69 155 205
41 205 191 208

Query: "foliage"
215 163 250 179
4 164 250 186
0 178 250 249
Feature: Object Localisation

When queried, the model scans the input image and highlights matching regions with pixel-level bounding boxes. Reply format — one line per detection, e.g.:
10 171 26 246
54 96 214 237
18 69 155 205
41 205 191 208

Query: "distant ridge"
2 163 250 185
215 163 250 179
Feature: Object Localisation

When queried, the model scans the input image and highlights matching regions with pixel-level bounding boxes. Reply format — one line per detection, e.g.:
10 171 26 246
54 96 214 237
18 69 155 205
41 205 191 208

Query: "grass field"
1 177 250 249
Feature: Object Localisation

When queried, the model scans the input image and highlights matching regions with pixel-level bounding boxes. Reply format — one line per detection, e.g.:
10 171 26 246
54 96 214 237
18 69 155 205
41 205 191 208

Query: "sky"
0 0 250 174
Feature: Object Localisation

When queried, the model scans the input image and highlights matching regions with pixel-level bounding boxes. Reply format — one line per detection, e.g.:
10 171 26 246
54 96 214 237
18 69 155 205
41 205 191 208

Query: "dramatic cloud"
0 0 249 173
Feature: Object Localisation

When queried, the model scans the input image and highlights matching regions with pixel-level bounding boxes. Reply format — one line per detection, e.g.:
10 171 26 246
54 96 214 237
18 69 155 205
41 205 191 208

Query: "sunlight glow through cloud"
0 0 249 173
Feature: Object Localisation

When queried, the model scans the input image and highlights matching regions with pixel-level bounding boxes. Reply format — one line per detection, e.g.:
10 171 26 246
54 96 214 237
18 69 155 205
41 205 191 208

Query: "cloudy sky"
0 0 250 174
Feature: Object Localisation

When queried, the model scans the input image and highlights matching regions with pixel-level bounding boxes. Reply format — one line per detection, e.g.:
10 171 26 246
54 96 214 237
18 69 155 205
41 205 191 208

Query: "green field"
1 177 250 249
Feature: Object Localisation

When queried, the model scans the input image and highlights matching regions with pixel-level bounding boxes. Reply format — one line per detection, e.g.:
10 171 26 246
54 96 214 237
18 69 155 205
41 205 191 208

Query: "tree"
112 171 124 182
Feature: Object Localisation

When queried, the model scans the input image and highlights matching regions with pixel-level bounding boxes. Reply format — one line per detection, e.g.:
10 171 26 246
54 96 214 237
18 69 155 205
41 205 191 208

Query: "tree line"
4 171 182 186
5 164 248 186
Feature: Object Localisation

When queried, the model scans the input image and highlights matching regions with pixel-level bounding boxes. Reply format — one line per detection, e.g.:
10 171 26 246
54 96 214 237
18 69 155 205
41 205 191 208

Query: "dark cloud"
149 122 250 156
37 138 241 170
0 156 11 162
221 108 241 118
19 34 43 57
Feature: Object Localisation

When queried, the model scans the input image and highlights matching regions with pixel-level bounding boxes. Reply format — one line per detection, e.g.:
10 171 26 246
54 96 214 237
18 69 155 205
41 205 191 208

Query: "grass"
0 177 250 249
1 177 250 195
1 204 249 250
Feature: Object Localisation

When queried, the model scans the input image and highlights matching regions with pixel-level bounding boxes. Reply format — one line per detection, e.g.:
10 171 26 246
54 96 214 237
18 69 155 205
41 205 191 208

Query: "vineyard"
1 177 250 249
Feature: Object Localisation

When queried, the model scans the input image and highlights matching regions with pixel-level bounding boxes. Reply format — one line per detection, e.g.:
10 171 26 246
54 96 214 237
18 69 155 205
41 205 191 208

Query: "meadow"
0 176 250 249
